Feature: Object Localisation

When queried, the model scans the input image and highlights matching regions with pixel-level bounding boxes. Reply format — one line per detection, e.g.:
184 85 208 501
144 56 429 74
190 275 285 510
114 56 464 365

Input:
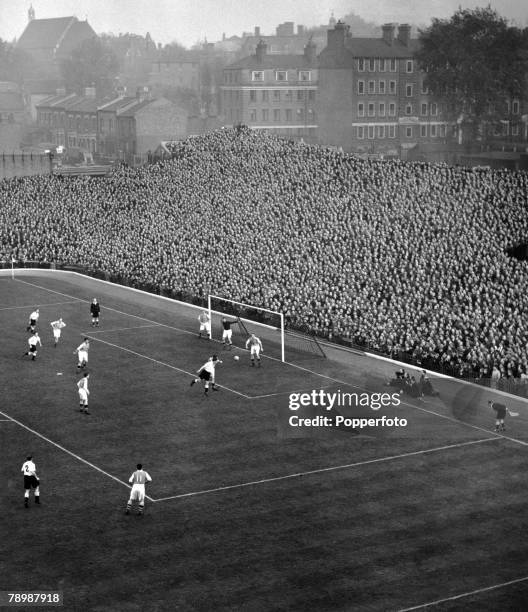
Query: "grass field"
2 272 528 612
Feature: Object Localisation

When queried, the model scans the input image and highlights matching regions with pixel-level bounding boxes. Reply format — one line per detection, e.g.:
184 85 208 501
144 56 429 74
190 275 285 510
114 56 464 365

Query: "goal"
207 296 327 362
208 295 285 361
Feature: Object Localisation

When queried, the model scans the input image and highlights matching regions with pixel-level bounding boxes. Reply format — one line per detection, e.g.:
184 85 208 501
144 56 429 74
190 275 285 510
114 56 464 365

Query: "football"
234 355 240 361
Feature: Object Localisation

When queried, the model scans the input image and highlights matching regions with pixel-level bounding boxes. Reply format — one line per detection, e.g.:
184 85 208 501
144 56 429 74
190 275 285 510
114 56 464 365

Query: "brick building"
221 39 318 142
317 21 451 157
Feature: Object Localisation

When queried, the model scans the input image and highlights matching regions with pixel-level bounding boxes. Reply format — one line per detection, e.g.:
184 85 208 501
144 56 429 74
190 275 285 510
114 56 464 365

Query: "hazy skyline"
0 0 527 48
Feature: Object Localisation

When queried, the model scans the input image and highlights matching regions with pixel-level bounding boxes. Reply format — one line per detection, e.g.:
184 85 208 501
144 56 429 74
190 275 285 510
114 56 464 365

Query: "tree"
60 37 119 97
0 38 31 86
416 7 528 144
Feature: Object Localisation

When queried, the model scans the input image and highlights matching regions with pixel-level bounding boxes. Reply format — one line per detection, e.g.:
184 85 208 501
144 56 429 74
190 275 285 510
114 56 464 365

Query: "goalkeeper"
489 400 507 432
221 317 238 350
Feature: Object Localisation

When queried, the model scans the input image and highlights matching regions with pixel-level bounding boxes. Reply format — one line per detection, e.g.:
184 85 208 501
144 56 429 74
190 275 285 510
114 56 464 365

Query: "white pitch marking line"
16 279 528 446
0 299 82 312
152 437 498 502
0 409 152 500
397 574 528 611
83 334 251 399
83 324 161 334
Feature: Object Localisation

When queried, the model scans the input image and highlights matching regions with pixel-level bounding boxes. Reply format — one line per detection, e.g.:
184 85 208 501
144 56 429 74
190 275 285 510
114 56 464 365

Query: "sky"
0 0 526 47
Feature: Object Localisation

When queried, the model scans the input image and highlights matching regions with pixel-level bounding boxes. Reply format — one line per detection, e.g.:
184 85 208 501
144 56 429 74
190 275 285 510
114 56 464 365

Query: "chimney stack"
304 39 316 64
397 24 411 47
84 86 96 98
254 26 260 37
255 39 267 63
327 20 350 53
298 25 305 36
382 23 395 46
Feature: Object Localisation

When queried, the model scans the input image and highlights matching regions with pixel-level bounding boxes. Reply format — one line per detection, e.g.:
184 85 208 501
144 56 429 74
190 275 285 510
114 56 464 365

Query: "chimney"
136 86 149 101
84 86 96 98
327 20 349 53
254 26 260 37
397 23 411 47
255 39 267 63
56 87 66 96
382 23 395 46
298 25 305 36
304 39 316 64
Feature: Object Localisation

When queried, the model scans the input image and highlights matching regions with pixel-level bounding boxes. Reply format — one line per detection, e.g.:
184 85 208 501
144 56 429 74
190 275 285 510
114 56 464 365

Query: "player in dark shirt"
489 400 507 432
90 299 100 327
221 317 238 350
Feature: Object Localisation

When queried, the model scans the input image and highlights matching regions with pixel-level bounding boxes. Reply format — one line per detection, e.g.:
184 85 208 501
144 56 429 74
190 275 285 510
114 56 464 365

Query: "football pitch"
2 271 528 611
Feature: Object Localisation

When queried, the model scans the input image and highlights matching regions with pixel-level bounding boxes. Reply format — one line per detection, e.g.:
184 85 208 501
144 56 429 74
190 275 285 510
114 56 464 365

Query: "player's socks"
251 360 255 366
126 502 132 514
24 499 28 508
35 496 40 504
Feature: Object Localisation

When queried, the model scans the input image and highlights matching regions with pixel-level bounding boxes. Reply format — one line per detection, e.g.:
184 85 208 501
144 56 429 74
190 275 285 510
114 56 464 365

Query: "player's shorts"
53 329 61 339
30 318 37 326
222 329 233 342
494 405 507 419
129 484 146 503
199 370 212 382
78 351 88 363
199 322 211 333
250 346 261 358
28 345 37 354
24 475 39 490
78 389 88 402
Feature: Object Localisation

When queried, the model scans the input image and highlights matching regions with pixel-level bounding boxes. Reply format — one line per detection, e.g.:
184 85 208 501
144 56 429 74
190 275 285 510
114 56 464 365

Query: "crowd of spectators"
1 126 528 381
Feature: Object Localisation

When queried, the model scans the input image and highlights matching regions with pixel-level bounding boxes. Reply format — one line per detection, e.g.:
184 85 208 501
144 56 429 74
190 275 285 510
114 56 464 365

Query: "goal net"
208 296 326 362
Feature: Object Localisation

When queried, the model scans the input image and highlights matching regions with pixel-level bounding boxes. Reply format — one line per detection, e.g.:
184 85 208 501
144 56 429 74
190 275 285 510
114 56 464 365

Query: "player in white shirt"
77 372 90 414
23 332 42 360
27 308 40 332
74 337 90 370
21 455 40 507
126 463 152 515
198 311 211 339
190 355 222 395
50 318 66 347
245 334 263 367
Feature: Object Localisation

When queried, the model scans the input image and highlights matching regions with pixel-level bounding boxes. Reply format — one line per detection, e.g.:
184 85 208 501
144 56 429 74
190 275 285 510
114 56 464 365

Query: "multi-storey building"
318 21 452 157
221 39 318 142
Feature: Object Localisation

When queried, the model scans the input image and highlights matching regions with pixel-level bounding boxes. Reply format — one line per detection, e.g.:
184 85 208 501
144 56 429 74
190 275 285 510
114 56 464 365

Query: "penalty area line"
397 574 528 611
152 436 498 502
0 409 151 499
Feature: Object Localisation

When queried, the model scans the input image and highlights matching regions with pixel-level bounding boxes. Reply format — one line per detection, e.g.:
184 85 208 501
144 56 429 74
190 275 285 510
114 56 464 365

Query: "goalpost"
208 295 285 362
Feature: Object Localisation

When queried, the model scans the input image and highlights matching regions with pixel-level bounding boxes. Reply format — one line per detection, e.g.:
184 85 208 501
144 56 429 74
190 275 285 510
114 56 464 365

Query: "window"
368 81 375 94
379 59 386 72
389 125 396 138
297 108 304 121
379 102 386 116
297 90 304 101
357 80 365 95
368 103 375 117
276 71 287 82
251 71 264 82
274 90 281 101
379 80 386 94
358 102 365 117
285 109 292 121
439 124 446 137
512 123 519 136
369 58 376 71
389 80 397 95
249 109 256 122
357 125 365 139
421 81 428 95
285 90 293 100
261 109 268 121
299 71 311 82
390 58 397 71
405 126 413 138
405 104 413 115
377 125 385 139
261 90 269 102
249 90 256 103
406 84 413 97
389 102 396 116
368 125 375 139
431 124 437 137
420 124 427 137
273 108 280 122
308 90 315 101
513 100 520 114
430 102 438 116
358 58 365 72
421 103 427 116
406 60 413 73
